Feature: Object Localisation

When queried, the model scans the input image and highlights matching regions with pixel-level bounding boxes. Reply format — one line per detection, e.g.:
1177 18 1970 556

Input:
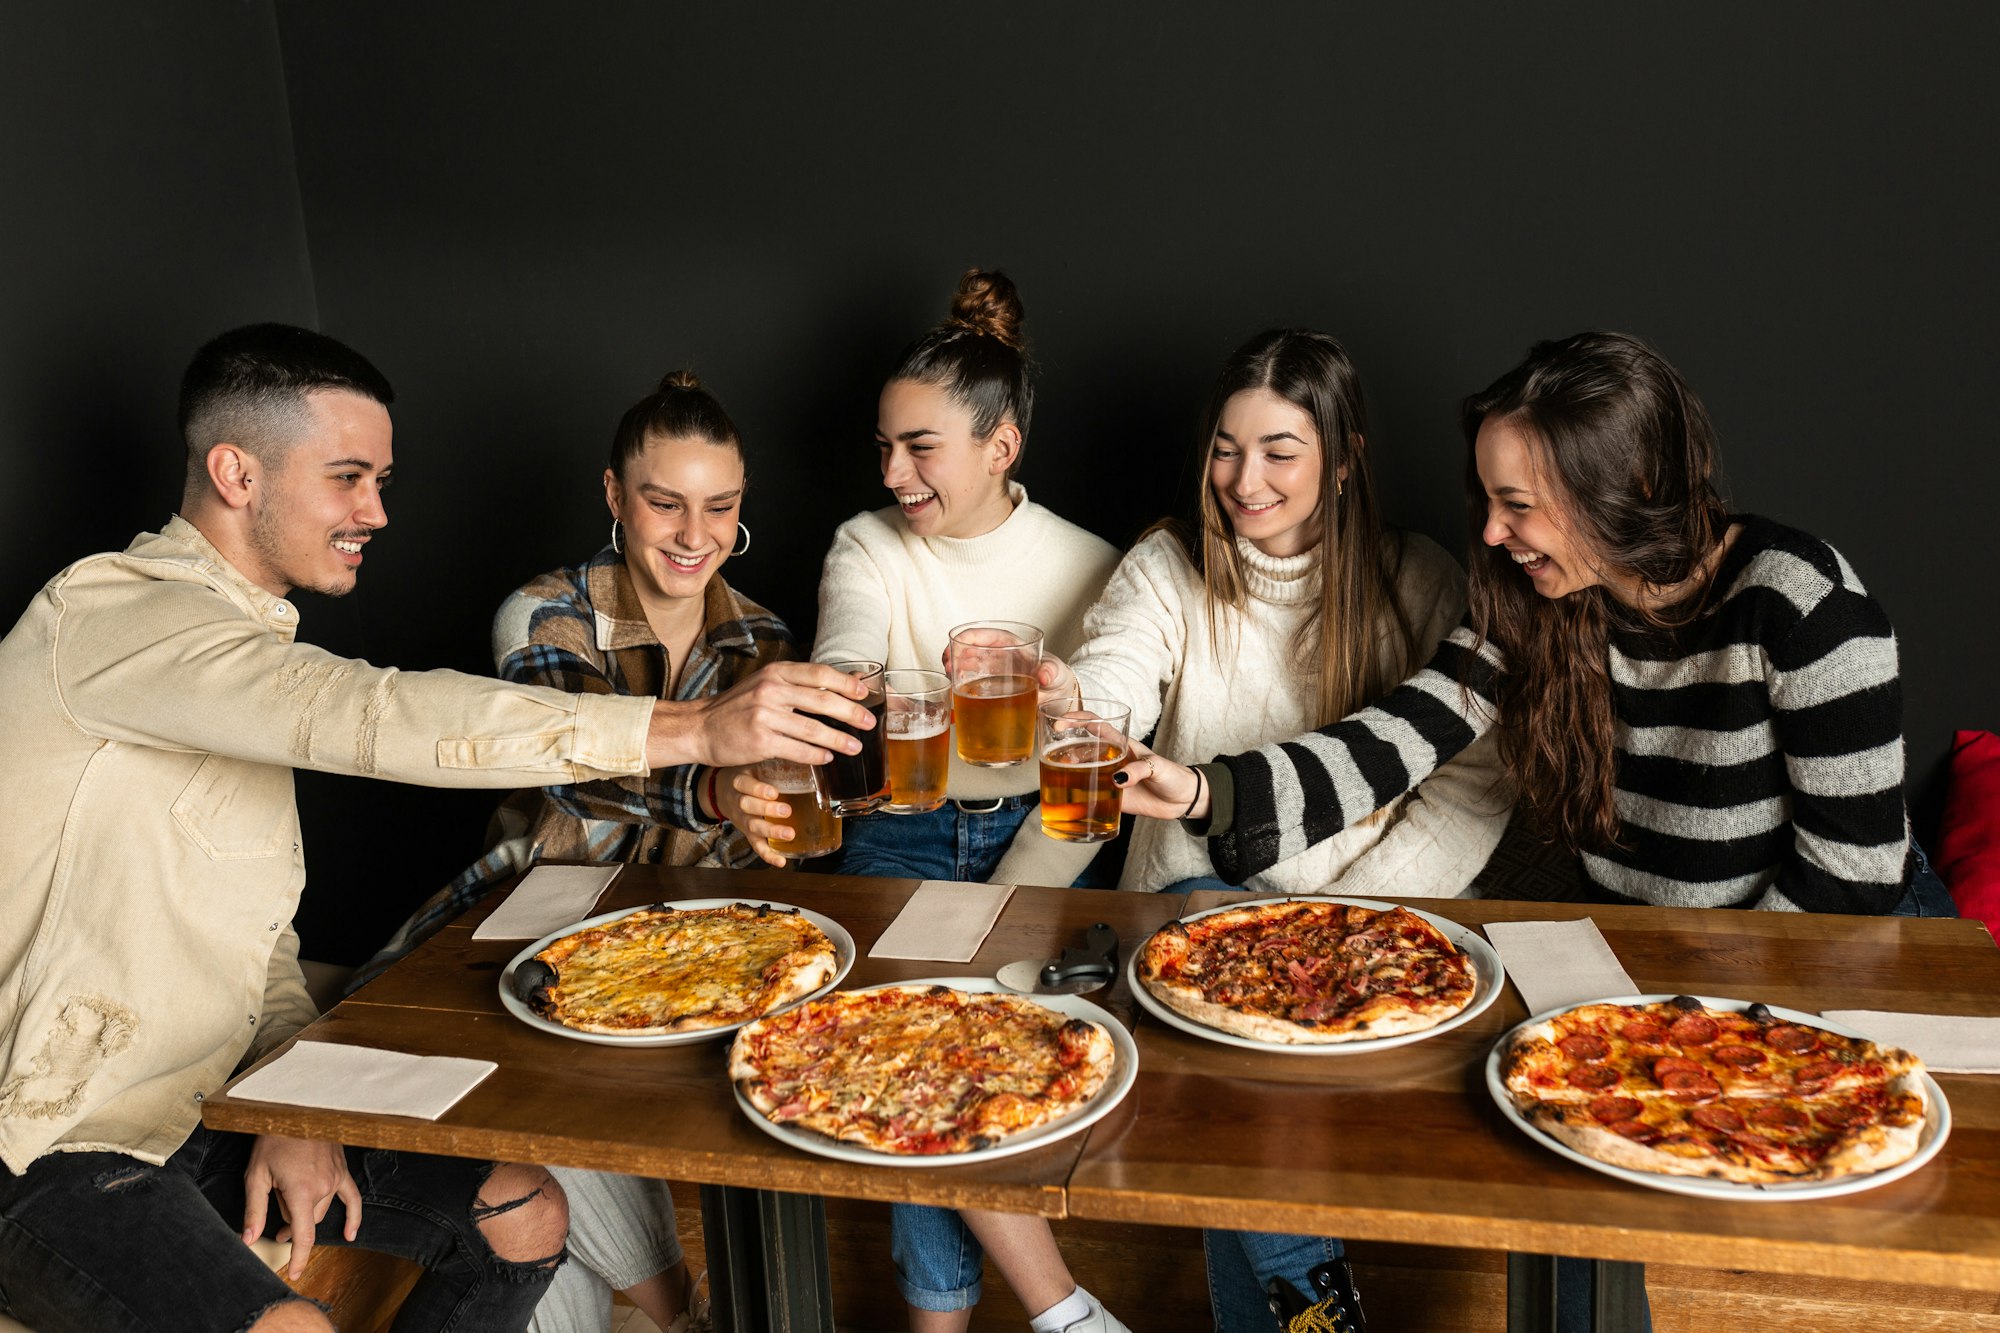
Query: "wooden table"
1066 893 2000 1331
206 864 1186 1332
206 868 2000 1333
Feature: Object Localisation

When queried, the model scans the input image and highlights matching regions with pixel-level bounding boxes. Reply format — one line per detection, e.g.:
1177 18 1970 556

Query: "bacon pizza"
728 983 1118 1156
1136 899 1481 1044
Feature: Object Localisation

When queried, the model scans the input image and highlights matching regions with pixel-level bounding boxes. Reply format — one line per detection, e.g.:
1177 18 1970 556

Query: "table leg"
1505 1254 1648 1333
1506 1252 1557 1333
698 1184 834 1333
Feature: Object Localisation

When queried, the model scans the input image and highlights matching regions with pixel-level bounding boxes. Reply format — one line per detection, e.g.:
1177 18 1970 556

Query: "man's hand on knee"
472 1162 568 1266
243 1133 362 1280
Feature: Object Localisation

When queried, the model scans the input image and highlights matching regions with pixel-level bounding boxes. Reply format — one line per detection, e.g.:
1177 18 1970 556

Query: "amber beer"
947 621 1044 767
1037 698 1131 844
952 673 1037 767
758 760 842 861
882 669 951 814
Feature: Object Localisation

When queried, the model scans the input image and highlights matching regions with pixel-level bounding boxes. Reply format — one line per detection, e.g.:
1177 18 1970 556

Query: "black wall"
9 4 1995 963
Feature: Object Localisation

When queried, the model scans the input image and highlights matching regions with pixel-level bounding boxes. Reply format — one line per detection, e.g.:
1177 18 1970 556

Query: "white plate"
1484 994 1953 1201
1127 896 1506 1055
730 977 1140 1166
497 899 857 1047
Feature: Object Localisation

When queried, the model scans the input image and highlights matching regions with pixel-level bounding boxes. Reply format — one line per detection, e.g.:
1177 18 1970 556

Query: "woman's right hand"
1113 736 1209 822
714 765 794 868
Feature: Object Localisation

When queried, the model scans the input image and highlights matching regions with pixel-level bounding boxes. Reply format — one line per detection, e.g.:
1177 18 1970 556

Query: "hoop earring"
611 519 625 555
732 522 751 556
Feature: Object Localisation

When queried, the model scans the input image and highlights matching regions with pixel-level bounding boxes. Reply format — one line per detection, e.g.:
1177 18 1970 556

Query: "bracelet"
703 766 724 821
1178 766 1205 820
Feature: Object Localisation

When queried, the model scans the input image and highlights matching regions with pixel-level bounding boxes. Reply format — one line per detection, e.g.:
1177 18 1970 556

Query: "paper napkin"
1483 918 1639 1016
1819 1010 2000 1074
229 1041 496 1119
472 864 620 940
868 881 1016 962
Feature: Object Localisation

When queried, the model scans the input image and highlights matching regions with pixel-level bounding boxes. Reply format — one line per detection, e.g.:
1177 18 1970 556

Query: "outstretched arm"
1118 624 1505 883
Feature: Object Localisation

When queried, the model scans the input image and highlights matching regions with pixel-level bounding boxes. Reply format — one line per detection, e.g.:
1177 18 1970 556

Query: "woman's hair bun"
658 368 703 392
948 269 1025 350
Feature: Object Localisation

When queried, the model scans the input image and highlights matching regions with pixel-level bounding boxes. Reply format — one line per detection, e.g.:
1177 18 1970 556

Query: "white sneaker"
1056 1287 1132 1333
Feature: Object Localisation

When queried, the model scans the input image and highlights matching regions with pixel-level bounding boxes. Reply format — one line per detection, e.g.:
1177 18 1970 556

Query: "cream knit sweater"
813 484 1121 884
1057 528 1511 896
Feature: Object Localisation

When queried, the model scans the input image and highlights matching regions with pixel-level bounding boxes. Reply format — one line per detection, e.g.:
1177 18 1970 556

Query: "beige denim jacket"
0 518 656 1170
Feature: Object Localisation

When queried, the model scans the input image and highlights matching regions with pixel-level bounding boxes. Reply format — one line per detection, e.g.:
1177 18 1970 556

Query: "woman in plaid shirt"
359 370 801 1333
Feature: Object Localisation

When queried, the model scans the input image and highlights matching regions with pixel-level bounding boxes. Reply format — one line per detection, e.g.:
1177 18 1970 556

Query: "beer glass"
1037 697 1131 844
822 659 888 816
947 621 1042 767
756 758 842 861
882 669 951 814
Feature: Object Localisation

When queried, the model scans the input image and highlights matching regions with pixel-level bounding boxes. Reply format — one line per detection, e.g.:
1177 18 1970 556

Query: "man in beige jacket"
0 324 867 1333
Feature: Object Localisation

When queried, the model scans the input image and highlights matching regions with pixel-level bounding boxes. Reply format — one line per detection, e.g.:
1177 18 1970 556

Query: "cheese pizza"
521 903 838 1036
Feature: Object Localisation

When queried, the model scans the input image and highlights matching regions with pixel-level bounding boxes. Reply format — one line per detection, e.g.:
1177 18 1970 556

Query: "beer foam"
888 716 950 741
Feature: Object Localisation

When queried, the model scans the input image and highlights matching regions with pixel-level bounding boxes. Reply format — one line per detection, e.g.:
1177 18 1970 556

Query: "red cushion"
1937 729 2000 938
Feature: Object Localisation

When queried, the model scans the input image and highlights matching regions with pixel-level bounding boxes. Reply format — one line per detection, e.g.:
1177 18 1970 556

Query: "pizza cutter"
995 922 1119 995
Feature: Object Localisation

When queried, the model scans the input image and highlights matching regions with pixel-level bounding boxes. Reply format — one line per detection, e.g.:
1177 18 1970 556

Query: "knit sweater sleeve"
1752 571 1908 913
1066 532 1189 744
1321 540 1512 899
812 516 896 663
1211 622 1504 883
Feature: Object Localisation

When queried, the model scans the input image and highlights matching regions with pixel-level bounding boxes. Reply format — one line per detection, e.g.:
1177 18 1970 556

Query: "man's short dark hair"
179 323 395 470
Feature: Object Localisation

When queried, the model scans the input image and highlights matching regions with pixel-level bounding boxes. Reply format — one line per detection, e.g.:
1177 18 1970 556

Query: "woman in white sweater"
1063 328 1511 1331
802 269 1127 1333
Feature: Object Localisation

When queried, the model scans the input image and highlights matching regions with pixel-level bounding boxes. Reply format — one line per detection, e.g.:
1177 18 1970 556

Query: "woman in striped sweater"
1119 330 1950 1331
1123 329 1950 922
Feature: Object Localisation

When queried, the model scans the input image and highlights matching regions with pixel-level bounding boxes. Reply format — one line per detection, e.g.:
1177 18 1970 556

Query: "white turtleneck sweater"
813 484 1122 883
1051 528 1511 896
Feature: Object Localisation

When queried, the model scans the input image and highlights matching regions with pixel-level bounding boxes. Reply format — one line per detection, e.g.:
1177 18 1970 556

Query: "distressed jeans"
0 1124 560 1333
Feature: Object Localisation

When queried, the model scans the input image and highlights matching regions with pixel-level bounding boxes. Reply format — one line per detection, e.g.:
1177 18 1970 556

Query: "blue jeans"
0 1124 558 1333
1891 841 1956 917
891 1193 986 1312
830 796 1034 883
1204 1229 1343 1331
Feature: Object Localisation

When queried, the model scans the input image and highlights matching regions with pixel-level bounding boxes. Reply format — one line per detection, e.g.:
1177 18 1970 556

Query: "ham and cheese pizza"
728 983 1117 1155
520 903 838 1037
1500 996 1930 1184
1137 900 1478 1044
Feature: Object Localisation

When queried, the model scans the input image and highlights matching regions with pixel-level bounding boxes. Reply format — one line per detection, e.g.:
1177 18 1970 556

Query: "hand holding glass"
948 621 1043 767
756 757 842 861
1038 697 1131 844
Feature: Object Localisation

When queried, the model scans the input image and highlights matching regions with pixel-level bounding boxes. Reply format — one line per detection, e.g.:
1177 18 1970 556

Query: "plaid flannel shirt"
354 548 794 987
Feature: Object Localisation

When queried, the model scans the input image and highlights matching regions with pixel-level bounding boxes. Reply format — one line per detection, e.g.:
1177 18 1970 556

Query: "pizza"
1136 900 1479 1044
1499 996 1930 1184
519 903 838 1036
728 983 1117 1155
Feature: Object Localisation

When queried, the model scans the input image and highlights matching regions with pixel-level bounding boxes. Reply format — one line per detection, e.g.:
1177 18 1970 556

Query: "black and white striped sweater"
1205 516 1910 912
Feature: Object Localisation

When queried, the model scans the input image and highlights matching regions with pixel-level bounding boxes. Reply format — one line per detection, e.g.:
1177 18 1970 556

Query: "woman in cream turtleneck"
1063 327 1511 1331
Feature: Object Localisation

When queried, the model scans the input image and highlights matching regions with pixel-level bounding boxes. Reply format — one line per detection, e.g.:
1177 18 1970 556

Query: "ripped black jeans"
0 1125 561 1333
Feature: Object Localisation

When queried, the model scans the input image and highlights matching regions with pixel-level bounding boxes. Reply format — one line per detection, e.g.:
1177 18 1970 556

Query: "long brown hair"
1158 328 1415 727
1462 331 1730 850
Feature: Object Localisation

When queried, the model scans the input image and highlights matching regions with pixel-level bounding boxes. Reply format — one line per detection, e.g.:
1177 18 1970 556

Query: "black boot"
1265 1257 1367 1333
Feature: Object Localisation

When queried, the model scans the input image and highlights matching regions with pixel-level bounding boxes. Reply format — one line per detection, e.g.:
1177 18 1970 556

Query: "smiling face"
875 378 1018 540
1475 412 1638 601
1208 387 1327 558
241 389 392 598
605 433 744 613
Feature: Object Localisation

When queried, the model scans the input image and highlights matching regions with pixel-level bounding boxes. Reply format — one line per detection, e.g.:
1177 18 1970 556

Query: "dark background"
6 4 1993 964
